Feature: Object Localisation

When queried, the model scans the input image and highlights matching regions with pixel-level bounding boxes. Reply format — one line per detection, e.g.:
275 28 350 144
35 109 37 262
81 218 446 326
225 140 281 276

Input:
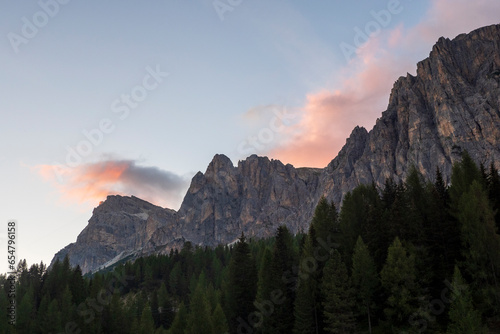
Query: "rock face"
52 196 176 274
52 24 500 274
321 24 500 204
145 155 322 254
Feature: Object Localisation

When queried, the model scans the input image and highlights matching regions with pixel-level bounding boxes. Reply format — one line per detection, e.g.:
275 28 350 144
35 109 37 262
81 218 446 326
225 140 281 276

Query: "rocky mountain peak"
52 24 500 274
206 154 235 174
93 195 158 216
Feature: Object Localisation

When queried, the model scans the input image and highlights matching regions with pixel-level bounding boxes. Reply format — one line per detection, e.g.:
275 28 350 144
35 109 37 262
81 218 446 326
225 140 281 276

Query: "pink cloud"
36 160 189 209
269 0 500 168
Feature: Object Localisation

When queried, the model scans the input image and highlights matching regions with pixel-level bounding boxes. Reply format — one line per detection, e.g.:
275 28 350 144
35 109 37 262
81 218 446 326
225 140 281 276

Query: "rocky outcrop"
51 196 176 274
52 24 500 274
144 154 322 254
321 24 500 204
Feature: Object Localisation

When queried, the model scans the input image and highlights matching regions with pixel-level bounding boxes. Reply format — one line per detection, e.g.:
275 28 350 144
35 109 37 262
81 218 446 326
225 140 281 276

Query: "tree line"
1 152 500 333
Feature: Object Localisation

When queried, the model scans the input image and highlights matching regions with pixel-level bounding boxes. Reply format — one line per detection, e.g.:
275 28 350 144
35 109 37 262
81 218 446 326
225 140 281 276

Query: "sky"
1 0 499 274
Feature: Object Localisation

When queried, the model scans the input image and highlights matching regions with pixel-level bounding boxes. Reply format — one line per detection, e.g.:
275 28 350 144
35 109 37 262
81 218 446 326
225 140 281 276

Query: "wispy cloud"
36 159 190 210
269 0 500 168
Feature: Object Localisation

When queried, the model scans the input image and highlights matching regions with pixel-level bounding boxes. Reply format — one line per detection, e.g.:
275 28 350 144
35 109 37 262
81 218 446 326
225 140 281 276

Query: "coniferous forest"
2 152 500 333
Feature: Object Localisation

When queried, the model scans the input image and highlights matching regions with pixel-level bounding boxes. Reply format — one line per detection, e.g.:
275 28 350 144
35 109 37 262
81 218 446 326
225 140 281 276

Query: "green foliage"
311 196 338 243
380 237 420 329
7 153 500 333
487 162 500 231
293 276 317 334
265 225 297 333
351 236 378 333
321 249 356 333
453 180 500 313
169 302 187 334
340 183 383 267
450 151 483 205
139 306 156 334
226 233 258 333
446 266 486 334
212 303 229 334
185 273 214 334
293 232 321 334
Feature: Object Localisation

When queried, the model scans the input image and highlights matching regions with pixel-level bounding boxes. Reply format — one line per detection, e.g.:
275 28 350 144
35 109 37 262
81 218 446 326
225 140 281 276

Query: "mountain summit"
52 24 500 274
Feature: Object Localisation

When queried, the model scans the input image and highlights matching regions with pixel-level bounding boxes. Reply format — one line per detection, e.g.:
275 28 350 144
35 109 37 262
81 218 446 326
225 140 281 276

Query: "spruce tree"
46 299 63 333
321 249 356 333
426 167 460 285
351 236 378 333
446 266 486 334
294 198 340 333
293 234 319 334
226 233 257 333
454 180 500 314
266 225 297 333
212 303 229 334
0 288 8 334
380 237 420 330
139 306 156 334
340 184 382 267
158 282 174 329
16 285 36 333
312 196 337 242
186 273 213 334
449 151 482 205
293 275 317 334
169 302 188 334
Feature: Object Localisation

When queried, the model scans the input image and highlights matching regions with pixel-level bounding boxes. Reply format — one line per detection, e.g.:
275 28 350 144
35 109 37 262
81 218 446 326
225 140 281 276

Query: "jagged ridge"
52 24 500 274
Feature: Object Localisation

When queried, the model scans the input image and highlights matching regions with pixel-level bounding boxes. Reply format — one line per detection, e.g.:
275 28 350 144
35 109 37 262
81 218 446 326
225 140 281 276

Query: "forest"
1 151 500 333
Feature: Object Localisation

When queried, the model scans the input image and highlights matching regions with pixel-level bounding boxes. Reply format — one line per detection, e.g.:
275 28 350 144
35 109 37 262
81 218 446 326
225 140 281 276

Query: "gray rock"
52 24 500 274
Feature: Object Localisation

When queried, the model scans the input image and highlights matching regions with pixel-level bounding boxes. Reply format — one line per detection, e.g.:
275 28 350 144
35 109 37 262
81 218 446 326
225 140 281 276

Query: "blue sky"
1 0 499 273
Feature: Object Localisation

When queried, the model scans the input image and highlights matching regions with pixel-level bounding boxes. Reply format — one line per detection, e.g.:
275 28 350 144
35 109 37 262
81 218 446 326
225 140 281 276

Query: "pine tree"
0 288 9 334
340 184 381 266
449 151 482 205
185 273 213 334
426 168 460 286
265 225 297 333
322 249 356 333
158 282 174 329
454 180 500 314
16 285 36 333
60 285 75 324
108 292 128 334
293 233 321 334
293 275 317 334
257 247 273 302
351 236 378 333
212 303 229 334
139 306 156 334
70 265 87 305
169 302 188 334
446 266 486 334
46 299 63 333
380 237 420 330
226 233 257 333
169 262 184 298
293 198 340 334
312 197 338 242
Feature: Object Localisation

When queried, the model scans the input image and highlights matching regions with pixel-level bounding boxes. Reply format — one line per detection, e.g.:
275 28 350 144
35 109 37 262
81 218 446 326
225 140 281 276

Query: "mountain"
52 24 500 274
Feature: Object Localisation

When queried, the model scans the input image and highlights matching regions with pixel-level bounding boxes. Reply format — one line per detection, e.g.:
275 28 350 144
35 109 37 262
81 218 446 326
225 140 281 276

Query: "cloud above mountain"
36 159 190 209
269 0 500 168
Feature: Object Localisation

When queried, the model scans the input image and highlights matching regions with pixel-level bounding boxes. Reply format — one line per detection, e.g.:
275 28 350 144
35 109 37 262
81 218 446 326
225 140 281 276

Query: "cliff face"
52 24 500 274
148 154 322 251
52 196 177 273
321 24 500 204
